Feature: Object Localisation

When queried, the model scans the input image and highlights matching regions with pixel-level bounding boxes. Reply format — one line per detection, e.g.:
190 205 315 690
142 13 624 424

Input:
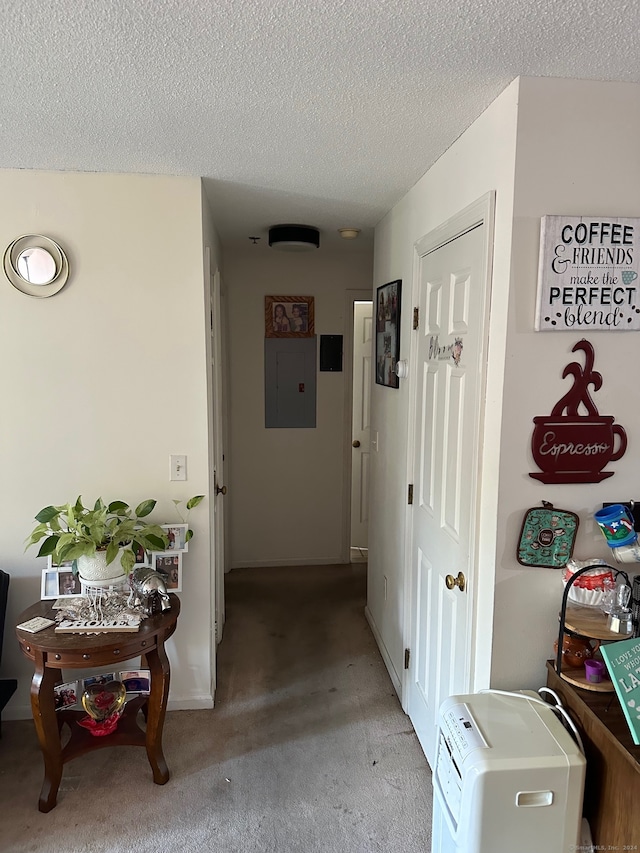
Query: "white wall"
370 79 520 690
0 170 215 717
225 246 373 567
372 75 640 696
492 77 640 688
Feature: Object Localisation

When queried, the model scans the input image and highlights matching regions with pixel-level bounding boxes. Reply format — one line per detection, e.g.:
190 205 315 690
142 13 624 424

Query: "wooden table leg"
30 655 63 813
144 641 170 784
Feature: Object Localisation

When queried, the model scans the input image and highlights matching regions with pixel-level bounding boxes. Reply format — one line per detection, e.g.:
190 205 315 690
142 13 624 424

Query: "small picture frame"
54 680 79 710
161 523 189 552
41 567 83 600
82 673 116 690
120 669 151 695
151 552 182 592
375 279 402 389
134 543 149 564
47 557 74 570
265 295 315 338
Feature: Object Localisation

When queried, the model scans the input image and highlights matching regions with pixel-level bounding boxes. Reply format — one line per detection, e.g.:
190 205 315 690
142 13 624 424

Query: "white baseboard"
364 605 402 699
167 695 214 711
231 557 347 569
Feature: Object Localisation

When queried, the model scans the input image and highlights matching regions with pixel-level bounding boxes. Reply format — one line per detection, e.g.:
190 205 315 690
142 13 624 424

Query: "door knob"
216 484 227 496
352 440 361 448
445 572 466 592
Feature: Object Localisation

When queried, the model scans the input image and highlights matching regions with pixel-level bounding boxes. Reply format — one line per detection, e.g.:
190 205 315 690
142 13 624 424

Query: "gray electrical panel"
265 337 317 428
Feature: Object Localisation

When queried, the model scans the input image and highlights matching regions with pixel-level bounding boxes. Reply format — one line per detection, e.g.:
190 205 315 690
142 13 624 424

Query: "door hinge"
408 484 414 505
413 307 419 330
404 648 411 669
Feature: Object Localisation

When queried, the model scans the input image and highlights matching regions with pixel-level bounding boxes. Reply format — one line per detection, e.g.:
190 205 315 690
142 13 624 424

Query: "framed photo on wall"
265 295 315 337
375 279 401 388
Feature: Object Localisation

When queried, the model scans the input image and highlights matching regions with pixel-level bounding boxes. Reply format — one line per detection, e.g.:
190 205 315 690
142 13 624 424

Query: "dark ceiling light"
268 224 320 252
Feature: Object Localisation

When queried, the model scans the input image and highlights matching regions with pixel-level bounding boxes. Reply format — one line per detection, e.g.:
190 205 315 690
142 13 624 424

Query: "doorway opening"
350 300 372 564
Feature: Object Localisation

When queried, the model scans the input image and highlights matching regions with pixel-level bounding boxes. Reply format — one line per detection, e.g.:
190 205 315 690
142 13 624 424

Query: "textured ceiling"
1 0 640 250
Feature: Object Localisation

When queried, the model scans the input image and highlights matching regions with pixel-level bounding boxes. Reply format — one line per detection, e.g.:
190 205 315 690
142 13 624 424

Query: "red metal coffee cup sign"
530 339 627 483
535 215 640 330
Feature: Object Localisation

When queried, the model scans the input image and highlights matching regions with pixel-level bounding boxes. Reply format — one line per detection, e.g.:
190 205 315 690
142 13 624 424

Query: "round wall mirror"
16 247 58 285
3 235 69 297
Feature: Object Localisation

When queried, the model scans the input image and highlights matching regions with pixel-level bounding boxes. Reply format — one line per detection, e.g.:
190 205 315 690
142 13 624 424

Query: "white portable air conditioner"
432 691 585 853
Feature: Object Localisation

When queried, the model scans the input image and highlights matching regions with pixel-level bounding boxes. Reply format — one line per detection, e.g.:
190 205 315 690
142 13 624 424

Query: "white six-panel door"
406 198 493 768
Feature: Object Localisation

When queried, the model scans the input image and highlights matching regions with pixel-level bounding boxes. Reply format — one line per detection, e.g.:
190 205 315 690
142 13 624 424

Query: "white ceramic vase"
77 549 126 583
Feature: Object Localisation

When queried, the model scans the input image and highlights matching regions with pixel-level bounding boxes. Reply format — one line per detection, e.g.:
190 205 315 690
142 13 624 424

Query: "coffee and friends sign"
536 215 640 331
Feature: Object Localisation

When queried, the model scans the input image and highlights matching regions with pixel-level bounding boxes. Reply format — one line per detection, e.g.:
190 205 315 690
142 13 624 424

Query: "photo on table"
54 680 79 710
82 673 117 690
151 552 182 592
161 523 189 553
43 559 83 599
119 669 151 695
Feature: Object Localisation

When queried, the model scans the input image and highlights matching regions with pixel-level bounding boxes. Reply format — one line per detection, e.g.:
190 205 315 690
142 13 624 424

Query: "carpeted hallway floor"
0 563 433 852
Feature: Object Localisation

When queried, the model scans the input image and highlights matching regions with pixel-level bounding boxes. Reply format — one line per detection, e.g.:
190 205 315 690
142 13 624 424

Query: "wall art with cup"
529 338 627 483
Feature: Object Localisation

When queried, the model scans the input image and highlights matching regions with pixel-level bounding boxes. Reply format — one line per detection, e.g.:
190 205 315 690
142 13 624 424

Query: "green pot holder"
517 501 579 568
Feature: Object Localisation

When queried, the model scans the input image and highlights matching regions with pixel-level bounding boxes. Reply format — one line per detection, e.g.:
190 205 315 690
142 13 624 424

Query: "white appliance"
432 691 586 853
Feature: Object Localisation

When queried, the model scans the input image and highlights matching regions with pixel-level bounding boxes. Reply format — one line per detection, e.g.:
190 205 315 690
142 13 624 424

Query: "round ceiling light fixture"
338 228 360 240
268 225 320 252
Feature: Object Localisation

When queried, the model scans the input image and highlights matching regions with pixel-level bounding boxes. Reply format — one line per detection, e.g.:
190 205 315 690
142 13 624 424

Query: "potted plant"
26 497 170 582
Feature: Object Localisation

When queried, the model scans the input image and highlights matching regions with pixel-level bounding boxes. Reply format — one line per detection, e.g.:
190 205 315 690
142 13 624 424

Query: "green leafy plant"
25 497 170 575
172 495 205 543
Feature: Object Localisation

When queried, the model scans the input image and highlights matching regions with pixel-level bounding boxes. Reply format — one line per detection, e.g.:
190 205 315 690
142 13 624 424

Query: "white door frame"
341 288 375 563
205 248 227 699
401 192 497 711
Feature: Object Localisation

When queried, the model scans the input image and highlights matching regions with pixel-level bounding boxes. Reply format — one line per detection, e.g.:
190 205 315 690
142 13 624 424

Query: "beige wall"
0 170 215 717
493 77 640 686
370 79 519 691
225 246 373 567
372 75 640 696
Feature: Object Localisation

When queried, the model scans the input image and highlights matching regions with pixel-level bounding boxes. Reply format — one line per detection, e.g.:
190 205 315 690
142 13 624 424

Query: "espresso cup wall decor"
530 339 627 483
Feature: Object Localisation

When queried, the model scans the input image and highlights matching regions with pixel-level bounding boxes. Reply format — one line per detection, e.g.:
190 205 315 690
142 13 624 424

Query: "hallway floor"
213 563 433 851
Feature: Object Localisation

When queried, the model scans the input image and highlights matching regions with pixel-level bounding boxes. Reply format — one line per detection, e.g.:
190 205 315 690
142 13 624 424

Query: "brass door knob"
445 572 466 592
352 440 361 448
216 485 227 496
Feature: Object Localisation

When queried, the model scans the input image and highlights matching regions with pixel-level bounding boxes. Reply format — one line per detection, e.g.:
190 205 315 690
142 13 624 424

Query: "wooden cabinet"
546 661 640 847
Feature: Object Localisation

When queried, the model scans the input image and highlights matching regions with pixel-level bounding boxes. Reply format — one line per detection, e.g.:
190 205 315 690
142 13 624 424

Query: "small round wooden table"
15 595 180 812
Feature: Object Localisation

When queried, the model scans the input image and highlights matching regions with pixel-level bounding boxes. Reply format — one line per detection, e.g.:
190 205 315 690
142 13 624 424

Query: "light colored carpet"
0 563 432 852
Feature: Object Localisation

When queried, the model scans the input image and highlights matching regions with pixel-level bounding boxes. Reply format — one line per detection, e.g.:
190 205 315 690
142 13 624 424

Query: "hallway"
215 563 433 851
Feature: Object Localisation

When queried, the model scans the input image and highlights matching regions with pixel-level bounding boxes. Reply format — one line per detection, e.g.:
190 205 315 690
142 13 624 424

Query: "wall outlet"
170 454 187 481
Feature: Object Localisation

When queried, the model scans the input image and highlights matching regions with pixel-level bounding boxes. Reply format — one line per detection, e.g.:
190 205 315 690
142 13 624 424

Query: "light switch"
170 454 187 481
